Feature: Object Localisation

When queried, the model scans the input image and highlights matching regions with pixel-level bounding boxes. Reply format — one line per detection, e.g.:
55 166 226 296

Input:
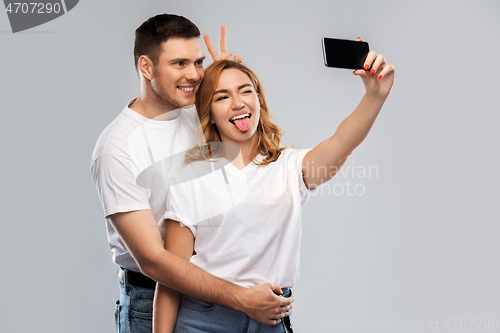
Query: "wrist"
215 281 248 311
229 286 249 312
364 91 387 104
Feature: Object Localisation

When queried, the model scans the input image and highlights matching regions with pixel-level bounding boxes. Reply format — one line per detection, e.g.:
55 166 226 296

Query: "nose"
185 64 201 82
231 95 245 110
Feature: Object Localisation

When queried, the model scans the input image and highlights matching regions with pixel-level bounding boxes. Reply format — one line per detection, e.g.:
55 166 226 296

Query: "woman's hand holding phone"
353 37 395 99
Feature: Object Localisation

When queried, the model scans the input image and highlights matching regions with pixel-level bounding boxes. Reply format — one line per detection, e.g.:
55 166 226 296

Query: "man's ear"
138 55 154 80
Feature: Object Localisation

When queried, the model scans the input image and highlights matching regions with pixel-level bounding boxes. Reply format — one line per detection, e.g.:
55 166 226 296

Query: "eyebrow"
213 83 253 95
169 56 206 64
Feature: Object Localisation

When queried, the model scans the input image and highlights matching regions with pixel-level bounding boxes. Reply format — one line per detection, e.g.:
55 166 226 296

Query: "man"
90 14 293 333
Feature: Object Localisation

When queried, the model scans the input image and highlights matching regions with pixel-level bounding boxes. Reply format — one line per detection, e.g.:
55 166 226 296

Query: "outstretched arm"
303 38 395 189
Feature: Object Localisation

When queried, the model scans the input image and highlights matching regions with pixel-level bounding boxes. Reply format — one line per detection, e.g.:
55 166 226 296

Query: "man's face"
150 37 205 111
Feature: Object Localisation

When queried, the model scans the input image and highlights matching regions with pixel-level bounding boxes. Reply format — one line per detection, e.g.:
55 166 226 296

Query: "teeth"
231 113 250 121
179 86 194 91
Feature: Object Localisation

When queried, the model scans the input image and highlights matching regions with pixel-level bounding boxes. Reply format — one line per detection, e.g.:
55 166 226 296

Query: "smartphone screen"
322 37 369 70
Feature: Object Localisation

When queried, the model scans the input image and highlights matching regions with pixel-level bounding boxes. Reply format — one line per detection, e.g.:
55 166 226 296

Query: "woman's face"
210 68 260 145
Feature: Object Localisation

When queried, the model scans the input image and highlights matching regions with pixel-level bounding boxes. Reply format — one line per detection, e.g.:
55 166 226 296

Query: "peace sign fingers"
203 25 243 63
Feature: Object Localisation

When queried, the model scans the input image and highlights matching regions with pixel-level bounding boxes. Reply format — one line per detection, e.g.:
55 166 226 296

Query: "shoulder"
91 107 146 163
277 148 311 164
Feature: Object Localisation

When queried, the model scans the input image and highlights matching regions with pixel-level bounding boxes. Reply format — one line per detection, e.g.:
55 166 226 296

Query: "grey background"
1 0 498 332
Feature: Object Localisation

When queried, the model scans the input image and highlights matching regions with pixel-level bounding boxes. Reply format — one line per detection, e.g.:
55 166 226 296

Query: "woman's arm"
153 219 195 333
303 40 395 189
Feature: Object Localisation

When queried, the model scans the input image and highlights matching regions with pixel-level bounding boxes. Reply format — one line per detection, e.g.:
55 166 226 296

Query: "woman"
154 44 395 333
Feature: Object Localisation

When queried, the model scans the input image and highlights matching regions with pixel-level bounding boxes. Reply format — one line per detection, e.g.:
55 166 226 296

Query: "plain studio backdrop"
1 1 498 332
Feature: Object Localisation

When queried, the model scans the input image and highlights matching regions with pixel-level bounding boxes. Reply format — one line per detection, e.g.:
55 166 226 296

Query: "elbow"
135 249 165 281
329 136 354 161
339 154 351 164
137 260 155 280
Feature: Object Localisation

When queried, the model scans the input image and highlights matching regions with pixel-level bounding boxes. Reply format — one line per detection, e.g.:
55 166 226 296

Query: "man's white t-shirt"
164 149 314 289
91 102 201 271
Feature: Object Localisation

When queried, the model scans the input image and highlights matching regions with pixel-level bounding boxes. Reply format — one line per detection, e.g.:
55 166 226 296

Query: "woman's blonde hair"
185 60 286 166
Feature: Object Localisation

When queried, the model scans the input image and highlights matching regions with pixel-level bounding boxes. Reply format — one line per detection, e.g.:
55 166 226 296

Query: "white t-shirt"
91 101 201 271
164 149 314 289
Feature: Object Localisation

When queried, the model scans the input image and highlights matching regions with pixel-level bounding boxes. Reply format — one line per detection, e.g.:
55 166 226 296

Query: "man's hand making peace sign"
203 25 243 63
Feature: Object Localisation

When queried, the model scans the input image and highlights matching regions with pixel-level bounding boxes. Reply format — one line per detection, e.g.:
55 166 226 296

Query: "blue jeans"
173 288 293 333
115 274 154 333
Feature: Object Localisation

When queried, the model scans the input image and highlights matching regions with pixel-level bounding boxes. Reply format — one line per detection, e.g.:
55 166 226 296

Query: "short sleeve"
284 149 317 204
91 154 150 217
164 178 198 237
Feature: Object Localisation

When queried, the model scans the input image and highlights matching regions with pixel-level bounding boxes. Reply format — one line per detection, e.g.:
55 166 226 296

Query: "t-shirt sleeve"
91 154 150 217
164 178 198 237
285 149 317 203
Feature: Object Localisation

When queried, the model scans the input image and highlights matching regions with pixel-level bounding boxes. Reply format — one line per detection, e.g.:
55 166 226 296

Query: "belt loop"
121 267 128 286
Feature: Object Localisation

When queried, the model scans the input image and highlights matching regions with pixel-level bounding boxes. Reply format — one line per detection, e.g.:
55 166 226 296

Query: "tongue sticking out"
233 117 251 131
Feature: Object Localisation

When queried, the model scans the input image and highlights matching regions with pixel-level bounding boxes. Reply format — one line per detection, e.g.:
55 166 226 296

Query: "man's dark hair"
134 14 200 71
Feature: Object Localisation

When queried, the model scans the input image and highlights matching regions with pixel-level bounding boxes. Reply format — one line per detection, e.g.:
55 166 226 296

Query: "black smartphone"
322 37 369 70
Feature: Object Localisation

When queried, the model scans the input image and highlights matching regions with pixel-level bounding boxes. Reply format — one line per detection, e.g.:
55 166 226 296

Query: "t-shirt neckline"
122 100 195 130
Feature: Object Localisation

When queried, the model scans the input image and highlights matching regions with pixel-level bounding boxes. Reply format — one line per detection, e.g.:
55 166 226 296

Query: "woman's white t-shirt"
164 149 313 288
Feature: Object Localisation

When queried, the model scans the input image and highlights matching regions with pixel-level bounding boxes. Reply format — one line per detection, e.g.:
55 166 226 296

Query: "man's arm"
110 209 292 325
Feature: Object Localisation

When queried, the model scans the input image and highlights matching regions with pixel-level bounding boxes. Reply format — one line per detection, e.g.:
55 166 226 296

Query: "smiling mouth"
229 113 252 131
229 113 251 124
178 86 194 92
